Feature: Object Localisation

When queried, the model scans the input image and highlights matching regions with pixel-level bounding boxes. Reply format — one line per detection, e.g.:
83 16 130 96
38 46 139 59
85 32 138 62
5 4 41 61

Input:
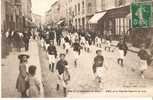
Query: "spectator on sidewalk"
16 31 25 52
2 30 8 58
47 40 57 72
5 29 11 55
26 65 41 98
23 30 31 51
9 30 15 51
137 44 150 79
56 54 70 97
16 54 30 97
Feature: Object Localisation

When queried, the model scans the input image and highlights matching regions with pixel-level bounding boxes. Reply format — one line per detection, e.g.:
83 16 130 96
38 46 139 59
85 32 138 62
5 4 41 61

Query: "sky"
31 0 57 16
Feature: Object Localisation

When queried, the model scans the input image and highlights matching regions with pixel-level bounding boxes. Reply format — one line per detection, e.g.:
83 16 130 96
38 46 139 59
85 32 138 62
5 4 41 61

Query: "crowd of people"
2 26 153 98
39 27 153 94
1 29 34 58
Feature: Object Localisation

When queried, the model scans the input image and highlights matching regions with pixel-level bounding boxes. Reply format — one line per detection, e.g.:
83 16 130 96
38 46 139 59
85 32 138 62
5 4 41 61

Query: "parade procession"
1 0 153 98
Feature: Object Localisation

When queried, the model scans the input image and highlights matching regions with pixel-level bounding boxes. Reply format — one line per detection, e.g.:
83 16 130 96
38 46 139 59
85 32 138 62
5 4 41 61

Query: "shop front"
102 5 130 40
88 5 130 40
88 11 106 32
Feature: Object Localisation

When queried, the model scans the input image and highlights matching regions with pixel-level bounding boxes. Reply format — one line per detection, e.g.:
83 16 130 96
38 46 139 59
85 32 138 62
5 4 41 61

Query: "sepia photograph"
1 0 153 98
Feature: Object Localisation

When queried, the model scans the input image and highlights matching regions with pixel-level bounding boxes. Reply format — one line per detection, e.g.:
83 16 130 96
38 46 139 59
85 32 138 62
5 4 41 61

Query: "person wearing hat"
137 44 149 79
16 54 30 97
23 30 31 51
116 39 128 67
72 39 82 67
56 53 69 97
92 50 107 88
47 40 57 72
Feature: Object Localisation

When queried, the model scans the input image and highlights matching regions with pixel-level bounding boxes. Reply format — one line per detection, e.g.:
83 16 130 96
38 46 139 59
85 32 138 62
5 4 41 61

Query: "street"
1 0 153 98
2 38 153 98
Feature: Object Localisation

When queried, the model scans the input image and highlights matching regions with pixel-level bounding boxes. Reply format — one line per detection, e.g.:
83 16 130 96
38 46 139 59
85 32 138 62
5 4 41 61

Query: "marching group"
39 28 153 96
2 27 153 98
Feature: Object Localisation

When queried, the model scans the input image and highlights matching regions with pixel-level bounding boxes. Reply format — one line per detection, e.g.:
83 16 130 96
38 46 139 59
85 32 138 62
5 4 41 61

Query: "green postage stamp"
131 1 152 28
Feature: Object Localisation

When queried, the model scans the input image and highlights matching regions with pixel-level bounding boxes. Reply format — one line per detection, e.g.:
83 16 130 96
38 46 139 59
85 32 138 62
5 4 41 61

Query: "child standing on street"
56 54 70 97
137 44 149 79
47 40 57 72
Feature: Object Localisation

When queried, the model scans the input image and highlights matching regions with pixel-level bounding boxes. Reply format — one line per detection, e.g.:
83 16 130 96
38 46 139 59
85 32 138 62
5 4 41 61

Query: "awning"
106 5 130 18
88 12 106 24
57 20 64 25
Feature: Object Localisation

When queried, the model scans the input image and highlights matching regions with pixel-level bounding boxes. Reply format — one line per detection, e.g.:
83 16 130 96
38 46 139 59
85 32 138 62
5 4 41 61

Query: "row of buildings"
45 0 152 33
45 0 153 47
1 0 42 32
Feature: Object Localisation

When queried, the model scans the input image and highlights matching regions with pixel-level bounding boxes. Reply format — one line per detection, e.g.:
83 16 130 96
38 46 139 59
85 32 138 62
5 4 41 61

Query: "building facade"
32 13 42 27
21 0 32 29
71 0 96 31
89 0 131 40
51 1 60 26
1 0 32 32
45 8 53 26
45 0 96 30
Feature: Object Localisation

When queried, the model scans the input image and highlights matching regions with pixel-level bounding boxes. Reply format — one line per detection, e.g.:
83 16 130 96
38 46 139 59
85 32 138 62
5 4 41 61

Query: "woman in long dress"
16 54 30 97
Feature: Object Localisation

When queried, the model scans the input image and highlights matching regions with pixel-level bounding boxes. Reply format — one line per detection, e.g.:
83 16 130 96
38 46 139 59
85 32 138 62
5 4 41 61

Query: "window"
75 5 77 15
82 1 85 14
87 3 92 13
78 3 80 15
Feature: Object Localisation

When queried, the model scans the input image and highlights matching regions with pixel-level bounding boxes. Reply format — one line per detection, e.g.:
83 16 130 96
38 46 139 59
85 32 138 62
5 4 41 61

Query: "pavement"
37 41 153 97
2 39 153 98
1 39 44 98
38 41 65 98
63 45 153 97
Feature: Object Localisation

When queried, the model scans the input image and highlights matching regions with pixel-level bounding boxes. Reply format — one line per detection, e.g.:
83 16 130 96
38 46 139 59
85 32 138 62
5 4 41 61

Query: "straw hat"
18 53 30 60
